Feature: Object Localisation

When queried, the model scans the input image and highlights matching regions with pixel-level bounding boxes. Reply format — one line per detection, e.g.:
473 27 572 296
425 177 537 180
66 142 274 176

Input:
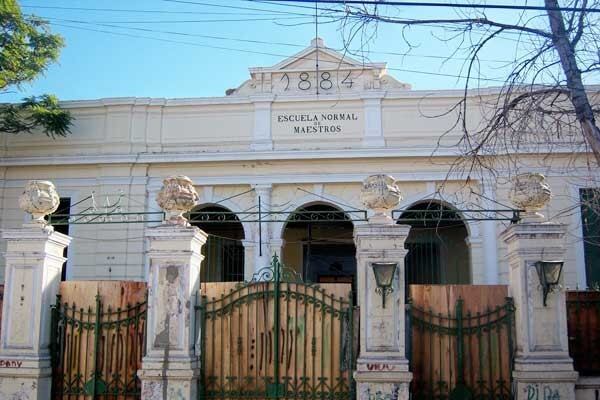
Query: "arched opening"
189 205 245 282
398 201 471 285
281 204 356 284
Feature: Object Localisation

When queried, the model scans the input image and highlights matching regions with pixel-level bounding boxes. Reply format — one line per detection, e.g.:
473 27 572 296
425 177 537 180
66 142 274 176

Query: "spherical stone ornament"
18 180 60 225
509 173 552 222
360 174 403 224
156 175 199 226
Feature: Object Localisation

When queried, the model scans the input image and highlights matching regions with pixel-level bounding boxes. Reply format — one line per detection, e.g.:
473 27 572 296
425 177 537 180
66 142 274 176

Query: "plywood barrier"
51 281 147 400
409 285 514 400
198 281 356 400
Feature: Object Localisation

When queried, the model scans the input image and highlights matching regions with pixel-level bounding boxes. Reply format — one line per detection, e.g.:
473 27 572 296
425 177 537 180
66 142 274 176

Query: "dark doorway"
49 197 71 281
189 205 245 282
282 204 356 285
399 201 471 285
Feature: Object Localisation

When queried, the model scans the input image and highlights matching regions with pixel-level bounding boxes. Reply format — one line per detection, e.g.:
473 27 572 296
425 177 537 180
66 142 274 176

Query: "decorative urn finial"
156 175 199 226
509 172 552 222
18 180 60 227
360 174 403 224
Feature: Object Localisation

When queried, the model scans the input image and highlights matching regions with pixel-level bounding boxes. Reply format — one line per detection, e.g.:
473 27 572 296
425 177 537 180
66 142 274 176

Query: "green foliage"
0 95 72 138
0 0 72 138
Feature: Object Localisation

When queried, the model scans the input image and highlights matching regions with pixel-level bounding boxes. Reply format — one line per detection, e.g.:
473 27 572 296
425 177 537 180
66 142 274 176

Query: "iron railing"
50 294 147 398
195 255 356 400
408 297 516 400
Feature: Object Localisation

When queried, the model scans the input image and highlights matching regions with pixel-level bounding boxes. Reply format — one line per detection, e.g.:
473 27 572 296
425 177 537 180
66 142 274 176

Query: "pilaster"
0 226 71 399
354 222 412 400
139 225 207 399
253 184 272 272
250 95 274 151
361 92 385 148
501 222 577 400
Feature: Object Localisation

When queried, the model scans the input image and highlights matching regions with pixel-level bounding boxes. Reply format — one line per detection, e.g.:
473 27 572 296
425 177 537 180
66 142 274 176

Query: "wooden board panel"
409 285 512 400
199 282 353 399
566 291 600 375
53 281 147 400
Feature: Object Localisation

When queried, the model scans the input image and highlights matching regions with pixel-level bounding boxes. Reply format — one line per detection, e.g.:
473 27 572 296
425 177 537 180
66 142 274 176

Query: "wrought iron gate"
408 292 515 400
50 292 147 399
196 255 356 400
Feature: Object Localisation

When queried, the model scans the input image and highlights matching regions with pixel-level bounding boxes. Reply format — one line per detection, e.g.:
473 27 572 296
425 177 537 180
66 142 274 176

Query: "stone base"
139 368 199 400
250 140 273 151
513 367 578 400
575 376 600 400
0 365 52 400
354 370 412 400
362 137 386 148
355 358 412 400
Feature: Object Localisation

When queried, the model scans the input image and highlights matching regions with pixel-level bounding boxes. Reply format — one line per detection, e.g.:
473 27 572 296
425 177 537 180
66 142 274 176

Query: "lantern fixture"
534 260 564 307
371 262 397 308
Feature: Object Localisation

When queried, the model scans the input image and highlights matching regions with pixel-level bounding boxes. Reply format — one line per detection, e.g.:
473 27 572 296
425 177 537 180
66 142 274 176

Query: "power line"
257 0 600 13
33 13 522 64
160 0 329 15
19 4 303 16
44 16 321 24
49 21 512 83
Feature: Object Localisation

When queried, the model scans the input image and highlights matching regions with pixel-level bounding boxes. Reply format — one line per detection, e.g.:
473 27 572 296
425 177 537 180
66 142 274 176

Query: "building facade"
0 38 597 289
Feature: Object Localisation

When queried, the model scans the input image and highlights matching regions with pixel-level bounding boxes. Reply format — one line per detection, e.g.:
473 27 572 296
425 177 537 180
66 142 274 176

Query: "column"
0 180 71 399
361 92 385 148
501 173 577 400
242 239 255 281
354 175 412 400
481 181 500 284
139 175 206 400
465 235 485 284
250 95 274 151
253 184 272 273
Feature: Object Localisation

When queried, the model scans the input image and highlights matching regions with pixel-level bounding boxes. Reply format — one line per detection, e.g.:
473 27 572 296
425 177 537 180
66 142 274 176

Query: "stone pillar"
253 184 272 272
0 180 71 399
354 175 412 400
139 176 207 400
501 173 577 400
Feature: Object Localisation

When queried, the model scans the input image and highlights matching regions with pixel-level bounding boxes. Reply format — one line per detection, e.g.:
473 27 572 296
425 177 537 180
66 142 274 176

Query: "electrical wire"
48 22 512 83
254 0 600 13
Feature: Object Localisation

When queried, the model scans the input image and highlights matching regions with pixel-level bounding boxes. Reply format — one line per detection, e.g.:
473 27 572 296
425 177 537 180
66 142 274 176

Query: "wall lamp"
534 260 564 307
371 262 397 308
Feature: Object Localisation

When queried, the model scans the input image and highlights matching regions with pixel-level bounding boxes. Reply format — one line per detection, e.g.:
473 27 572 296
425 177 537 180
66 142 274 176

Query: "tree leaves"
0 0 71 138
0 95 72 138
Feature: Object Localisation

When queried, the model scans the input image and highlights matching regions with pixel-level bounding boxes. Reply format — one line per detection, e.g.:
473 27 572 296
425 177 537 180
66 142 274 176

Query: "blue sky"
7 0 595 101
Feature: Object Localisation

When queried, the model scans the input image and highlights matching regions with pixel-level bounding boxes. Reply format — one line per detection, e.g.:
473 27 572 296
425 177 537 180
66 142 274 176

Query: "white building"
0 38 597 289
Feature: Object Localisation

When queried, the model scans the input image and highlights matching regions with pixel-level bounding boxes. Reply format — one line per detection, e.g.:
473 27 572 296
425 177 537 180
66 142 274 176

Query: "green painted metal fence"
196 255 357 400
408 293 515 400
50 292 147 399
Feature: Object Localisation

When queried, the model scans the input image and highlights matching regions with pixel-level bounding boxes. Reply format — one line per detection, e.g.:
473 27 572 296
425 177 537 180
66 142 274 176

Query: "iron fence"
408 296 515 400
50 294 147 399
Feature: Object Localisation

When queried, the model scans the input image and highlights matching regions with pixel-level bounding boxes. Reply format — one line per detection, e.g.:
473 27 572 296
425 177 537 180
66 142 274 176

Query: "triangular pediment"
249 38 384 76
228 37 411 96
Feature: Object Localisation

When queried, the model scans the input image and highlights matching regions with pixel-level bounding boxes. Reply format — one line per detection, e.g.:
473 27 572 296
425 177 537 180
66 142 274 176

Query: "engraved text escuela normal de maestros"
277 112 359 134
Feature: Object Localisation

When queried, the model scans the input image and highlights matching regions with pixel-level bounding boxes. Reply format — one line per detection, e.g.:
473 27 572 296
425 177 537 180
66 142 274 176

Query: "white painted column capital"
139 224 207 399
501 222 577 400
250 95 275 151
0 226 71 399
